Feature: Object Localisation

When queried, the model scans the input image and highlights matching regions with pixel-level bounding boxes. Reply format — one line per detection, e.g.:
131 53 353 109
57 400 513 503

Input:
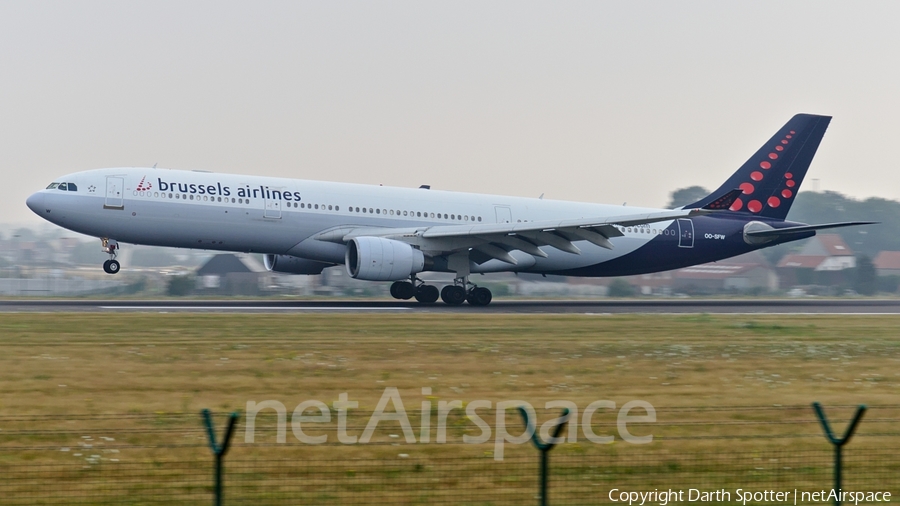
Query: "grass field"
0 313 898 503
2 313 898 412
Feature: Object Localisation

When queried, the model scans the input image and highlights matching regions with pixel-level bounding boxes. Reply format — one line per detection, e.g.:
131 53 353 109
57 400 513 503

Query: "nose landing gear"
101 238 120 275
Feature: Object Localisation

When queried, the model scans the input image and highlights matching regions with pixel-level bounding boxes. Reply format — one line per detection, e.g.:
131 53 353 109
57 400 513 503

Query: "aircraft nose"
26 192 44 215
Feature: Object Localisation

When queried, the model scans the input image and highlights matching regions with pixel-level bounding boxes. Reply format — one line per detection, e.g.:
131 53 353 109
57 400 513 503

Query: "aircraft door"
104 176 124 209
494 206 512 223
677 218 694 248
264 188 282 219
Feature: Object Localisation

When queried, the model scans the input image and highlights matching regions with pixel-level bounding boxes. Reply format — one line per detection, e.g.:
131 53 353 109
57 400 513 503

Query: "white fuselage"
27 167 678 274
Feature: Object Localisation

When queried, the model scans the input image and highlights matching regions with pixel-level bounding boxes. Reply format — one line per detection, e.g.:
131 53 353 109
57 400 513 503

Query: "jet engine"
264 254 333 275
345 237 425 281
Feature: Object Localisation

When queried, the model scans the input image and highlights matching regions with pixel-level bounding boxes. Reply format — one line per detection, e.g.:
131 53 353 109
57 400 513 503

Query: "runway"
3 298 900 314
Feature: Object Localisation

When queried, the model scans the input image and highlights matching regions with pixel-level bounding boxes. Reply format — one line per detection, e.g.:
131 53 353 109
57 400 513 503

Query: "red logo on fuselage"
135 176 153 191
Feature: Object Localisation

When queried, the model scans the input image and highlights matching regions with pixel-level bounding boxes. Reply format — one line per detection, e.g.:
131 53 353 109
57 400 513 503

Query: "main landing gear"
441 281 492 307
101 238 120 275
390 277 440 304
391 276 492 306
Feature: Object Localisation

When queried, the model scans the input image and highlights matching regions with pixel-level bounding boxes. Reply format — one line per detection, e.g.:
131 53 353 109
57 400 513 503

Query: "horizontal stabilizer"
701 188 743 211
745 221 877 238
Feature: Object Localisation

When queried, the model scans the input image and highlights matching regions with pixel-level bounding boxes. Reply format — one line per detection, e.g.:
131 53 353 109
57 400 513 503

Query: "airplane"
26 113 874 306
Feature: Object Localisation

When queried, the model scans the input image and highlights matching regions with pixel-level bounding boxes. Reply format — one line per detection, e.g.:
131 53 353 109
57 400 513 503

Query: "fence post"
517 407 572 506
812 402 866 506
202 409 240 506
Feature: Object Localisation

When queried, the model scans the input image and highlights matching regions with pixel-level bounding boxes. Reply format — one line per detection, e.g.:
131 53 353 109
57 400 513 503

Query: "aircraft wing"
316 208 709 265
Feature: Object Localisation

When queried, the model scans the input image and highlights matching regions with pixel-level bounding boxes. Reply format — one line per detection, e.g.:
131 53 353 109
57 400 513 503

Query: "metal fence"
1 405 898 505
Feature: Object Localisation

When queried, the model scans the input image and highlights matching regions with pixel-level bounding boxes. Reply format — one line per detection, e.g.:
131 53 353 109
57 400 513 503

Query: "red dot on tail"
730 198 743 211
785 172 793 179
760 161 772 169
750 171 763 181
781 140 789 145
782 189 793 198
768 196 781 208
748 200 763 213
786 180 796 187
789 130 795 134
775 146 784 151
740 182 755 194
768 153 779 160
786 135 793 139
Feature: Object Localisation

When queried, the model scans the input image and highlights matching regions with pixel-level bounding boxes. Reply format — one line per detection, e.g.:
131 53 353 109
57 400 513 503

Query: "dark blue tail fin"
685 114 831 221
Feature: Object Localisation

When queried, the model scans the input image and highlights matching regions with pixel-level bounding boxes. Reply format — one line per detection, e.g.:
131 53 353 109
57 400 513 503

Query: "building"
873 251 900 277
672 250 778 294
195 254 271 295
777 234 856 286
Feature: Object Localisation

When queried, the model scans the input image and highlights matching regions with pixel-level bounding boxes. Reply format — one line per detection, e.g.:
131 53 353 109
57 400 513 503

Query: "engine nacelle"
264 254 332 275
346 237 425 281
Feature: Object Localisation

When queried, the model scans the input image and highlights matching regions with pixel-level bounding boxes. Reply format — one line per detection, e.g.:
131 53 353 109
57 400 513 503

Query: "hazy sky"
3 1 899 229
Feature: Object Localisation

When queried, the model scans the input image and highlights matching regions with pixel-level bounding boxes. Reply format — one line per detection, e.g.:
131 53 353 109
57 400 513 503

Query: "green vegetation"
0 313 897 503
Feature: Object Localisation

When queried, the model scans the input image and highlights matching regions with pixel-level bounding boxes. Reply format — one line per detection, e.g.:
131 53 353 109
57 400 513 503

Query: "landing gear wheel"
440 285 467 305
103 259 120 274
414 284 439 304
390 281 415 300
467 287 492 306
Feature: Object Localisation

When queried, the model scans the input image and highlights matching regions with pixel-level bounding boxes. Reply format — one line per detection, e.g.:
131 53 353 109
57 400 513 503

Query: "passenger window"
478 217 482 222
403 211 408 216
376 209 380 214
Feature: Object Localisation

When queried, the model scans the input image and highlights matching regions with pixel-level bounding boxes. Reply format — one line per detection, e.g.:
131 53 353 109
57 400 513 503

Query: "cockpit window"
46 183 59 189
67 183 77 191
58 183 68 191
